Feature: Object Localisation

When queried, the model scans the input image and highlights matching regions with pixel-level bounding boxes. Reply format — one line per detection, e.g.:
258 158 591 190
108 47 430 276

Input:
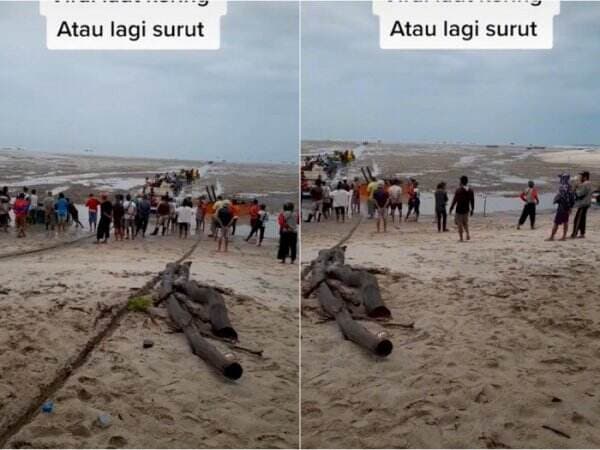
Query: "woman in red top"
13 193 29 238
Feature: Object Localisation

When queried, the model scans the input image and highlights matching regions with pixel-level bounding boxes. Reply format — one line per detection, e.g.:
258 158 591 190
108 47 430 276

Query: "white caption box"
373 0 560 50
40 0 227 50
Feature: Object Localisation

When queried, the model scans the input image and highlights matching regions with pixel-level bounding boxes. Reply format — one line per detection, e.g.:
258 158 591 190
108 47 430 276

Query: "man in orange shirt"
245 199 260 242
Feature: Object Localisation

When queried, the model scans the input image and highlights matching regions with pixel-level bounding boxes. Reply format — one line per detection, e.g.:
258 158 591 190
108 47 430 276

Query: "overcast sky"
0 1 299 163
301 1 600 146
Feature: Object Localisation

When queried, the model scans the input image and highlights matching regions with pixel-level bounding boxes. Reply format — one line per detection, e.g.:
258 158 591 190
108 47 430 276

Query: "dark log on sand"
175 280 238 341
166 293 243 380
327 266 391 319
318 283 392 357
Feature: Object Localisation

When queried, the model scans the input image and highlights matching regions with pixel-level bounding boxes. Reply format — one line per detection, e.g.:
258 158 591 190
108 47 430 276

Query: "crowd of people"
304 170 596 243
0 184 298 263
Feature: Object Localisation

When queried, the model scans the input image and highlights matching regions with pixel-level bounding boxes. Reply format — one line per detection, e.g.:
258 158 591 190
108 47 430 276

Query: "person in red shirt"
13 193 29 238
230 200 241 236
85 193 100 232
245 199 260 242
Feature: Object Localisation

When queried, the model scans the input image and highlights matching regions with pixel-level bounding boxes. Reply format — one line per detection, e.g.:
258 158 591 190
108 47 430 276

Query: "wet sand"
301 210 600 448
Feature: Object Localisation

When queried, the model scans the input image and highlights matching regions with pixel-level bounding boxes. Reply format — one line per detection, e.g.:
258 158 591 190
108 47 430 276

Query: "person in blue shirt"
55 192 69 233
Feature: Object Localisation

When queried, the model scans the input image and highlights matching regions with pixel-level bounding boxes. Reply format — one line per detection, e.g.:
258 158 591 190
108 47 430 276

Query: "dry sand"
301 209 600 448
0 222 298 448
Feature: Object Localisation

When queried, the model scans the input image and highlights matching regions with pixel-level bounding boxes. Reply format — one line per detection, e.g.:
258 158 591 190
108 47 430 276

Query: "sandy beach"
301 209 600 448
0 151 299 449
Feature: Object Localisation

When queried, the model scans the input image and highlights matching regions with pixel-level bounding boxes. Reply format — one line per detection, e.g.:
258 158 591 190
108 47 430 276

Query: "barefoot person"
55 192 69 233
13 193 29 238
331 182 350 223
67 199 84 229
434 182 449 233
388 179 403 225
278 202 298 264
176 198 194 239
215 201 234 252
373 181 390 233
547 174 575 241
85 193 100 232
517 180 540 230
571 171 592 239
96 194 113 244
449 176 475 242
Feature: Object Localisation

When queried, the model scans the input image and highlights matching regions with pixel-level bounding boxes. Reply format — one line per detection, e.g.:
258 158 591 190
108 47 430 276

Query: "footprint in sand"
108 436 128 448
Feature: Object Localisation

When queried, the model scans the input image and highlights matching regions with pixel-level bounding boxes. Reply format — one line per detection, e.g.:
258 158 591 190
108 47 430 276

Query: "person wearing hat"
571 171 593 239
517 180 540 230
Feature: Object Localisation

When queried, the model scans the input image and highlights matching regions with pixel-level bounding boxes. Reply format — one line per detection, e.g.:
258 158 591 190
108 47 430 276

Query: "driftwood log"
305 243 393 357
155 262 243 380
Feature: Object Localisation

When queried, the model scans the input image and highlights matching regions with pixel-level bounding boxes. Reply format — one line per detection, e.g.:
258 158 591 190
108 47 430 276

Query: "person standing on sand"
123 194 137 240
28 189 38 225
405 179 421 222
230 199 240 237
547 174 576 241
388 179 403 225
96 194 113 244
305 180 323 223
517 180 539 230
571 171 593 239
13 194 28 238
176 198 194 239
195 196 207 234
278 202 298 263
449 176 475 242
0 196 9 232
215 200 234 252
331 182 349 223
55 192 69 233
366 177 378 219
85 193 100 232
152 196 171 236
351 177 361 215
43 191 55 232
112 194 125 241
373 181 390 233
435 182 449 233
136 194 151 238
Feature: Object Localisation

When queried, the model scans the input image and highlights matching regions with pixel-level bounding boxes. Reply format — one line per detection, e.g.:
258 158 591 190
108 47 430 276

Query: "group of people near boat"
0 186 298 262
304 170 595 243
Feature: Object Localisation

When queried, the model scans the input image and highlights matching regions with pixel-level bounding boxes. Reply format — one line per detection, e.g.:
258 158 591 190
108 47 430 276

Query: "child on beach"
373 181 390 233
434 182 449 233
449 176 475 242
517 180 539 230
547 174 576 241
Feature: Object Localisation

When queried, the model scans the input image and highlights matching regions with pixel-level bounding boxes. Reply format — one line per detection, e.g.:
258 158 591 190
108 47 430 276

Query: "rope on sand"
0 235 202 448
0 233 95 261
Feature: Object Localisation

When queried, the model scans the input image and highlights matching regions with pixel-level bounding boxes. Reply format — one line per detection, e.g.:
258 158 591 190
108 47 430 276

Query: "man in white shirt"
176 198 194 239
331 182 351 223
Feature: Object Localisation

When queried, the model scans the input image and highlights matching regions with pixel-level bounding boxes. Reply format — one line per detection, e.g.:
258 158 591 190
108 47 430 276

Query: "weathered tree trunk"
166 293 243 380
318 283 392 357
175 280 238 341
327 266 391 318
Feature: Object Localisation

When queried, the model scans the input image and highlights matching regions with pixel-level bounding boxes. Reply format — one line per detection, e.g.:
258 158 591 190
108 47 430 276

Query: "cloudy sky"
302 1 600 146
0 1 299 162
